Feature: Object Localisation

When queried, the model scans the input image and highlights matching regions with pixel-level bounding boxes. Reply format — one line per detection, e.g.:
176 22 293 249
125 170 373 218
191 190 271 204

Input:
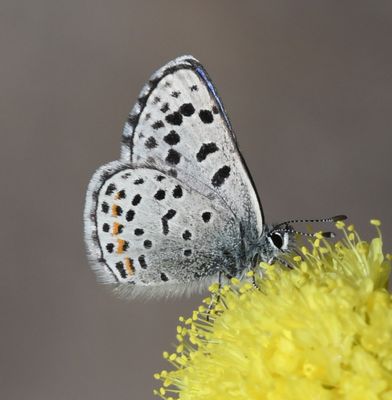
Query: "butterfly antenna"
275 214 347 228
273 228 335 239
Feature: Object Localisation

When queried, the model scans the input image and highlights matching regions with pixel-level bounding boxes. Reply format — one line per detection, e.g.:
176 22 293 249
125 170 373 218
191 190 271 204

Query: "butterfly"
84 55 346 298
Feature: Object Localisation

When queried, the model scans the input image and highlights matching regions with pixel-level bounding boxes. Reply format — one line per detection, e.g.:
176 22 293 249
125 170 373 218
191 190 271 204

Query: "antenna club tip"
332 215 347 222
321 231 335 238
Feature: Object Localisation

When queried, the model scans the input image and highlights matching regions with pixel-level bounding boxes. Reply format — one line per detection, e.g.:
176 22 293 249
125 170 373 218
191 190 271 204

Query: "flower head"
155 221 392 400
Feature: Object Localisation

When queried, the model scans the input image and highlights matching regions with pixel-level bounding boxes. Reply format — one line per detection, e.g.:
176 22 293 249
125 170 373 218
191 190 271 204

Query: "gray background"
1 1 391 399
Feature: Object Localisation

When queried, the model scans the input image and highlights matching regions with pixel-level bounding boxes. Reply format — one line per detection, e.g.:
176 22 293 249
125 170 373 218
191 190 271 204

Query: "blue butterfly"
84 55 345 298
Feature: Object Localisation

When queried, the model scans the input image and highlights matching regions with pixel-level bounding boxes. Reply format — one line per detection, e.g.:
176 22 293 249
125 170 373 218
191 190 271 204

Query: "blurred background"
1 1 391 399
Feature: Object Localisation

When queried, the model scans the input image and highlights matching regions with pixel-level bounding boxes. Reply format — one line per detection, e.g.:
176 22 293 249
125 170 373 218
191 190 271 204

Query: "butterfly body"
84 56 307 298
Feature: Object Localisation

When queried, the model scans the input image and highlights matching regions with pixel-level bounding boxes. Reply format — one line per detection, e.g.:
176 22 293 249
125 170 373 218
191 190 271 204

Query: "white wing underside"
84 55 263 297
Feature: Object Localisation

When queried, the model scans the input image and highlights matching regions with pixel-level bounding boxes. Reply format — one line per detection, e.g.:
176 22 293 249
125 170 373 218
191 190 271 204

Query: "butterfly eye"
270 232 283 249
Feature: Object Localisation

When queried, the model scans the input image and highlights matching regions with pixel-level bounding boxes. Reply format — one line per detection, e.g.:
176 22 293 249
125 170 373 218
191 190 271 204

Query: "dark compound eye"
270 232 283 249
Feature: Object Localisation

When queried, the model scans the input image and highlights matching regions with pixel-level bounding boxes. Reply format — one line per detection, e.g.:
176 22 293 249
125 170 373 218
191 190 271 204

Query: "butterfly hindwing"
84 162 240 297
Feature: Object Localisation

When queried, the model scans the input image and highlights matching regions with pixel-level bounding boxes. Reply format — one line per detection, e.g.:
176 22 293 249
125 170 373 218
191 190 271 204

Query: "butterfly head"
255 215 347 266
256 224 295 265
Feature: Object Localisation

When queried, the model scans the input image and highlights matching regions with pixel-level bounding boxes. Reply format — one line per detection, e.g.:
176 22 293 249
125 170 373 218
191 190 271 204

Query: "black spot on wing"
164 131 180 145
127 113 138 127
190 85 198 91
161 209 176 235
196 143 219 162
117 190 126 199
179 103 195 117
166 209 177 218
212 105 219 114
154 189 166 200
199 109 214 124
144 240 152 249
121 172 131 179
153 96 160 104
182 230 192 240
116 261 127 279
138 255 147 269
105 183 116 196
101 202 109 213
160 272 169 281
160 103 170 113
106 243 114 253
134 178 144 185
138 93 149 109
152 120 164 130
100 170 111 182
165 112 183 126
171 91 180 98
103 223 110 232
156 175 166 181
132 194 142 206
211 166 231 187
166 149 181 165
145 136 158 149
172 185 183 198
184 249 192 257
134 228 144 236
202 212 211 223
126 209 135 222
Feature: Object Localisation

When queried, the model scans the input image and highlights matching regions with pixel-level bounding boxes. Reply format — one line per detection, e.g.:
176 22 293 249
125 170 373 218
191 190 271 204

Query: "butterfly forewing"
121 56 263 240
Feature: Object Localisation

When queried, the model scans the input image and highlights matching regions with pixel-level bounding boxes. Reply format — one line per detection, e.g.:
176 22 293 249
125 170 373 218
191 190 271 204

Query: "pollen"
348 224 355 232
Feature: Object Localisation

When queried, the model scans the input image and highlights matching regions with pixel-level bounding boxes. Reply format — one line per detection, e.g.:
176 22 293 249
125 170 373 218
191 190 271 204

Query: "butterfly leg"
267 254 294 269
249 255 260 289
252 273 259 290
277 257 294 269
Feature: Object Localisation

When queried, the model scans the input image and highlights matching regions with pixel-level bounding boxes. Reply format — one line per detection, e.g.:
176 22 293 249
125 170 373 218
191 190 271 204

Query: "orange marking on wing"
117 239 125 253
112 222 121 235
111 204 118 216
124 258 135 276
114 192 120 200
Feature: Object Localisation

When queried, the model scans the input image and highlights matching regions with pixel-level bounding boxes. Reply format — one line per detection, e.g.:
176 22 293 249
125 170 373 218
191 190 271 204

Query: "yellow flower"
154 221 392 400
